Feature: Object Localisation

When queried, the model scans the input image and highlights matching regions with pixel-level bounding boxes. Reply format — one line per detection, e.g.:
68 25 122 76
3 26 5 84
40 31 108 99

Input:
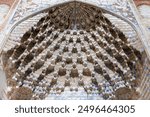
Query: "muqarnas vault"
1 1 149 100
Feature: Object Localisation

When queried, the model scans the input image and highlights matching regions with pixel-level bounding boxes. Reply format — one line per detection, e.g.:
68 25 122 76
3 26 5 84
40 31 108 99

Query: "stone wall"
133 0 150 31
0 69 7 99
0 0 20 30
134 0 150 6
132 0 150 100
139 56 150 99
0 0 15 6
137 5 150 31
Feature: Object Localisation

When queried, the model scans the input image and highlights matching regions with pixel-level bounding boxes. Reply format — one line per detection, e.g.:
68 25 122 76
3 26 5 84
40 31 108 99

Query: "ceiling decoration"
1 1 143 100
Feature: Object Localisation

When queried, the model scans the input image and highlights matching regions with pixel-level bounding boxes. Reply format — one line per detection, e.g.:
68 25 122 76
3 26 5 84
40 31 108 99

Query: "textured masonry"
1 1 146 100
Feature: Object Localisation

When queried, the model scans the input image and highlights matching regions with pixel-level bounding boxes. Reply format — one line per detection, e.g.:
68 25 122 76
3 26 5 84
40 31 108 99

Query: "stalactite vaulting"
1 1 143 100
